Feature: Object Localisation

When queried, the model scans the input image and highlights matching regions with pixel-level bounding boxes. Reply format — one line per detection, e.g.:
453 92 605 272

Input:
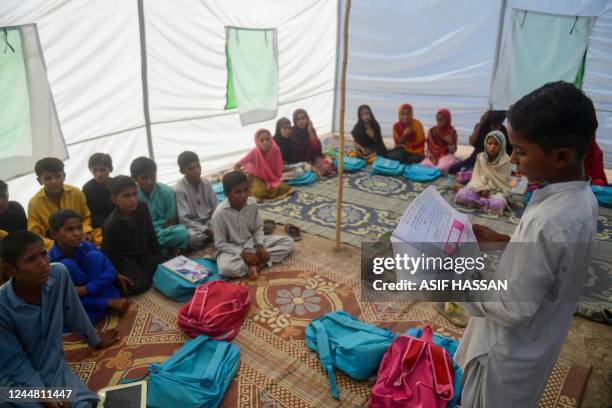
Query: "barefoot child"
82 153 115 245
49 209 129 325
0 231 119 407
212 171 294 279
456 82 599 407
174 151 218 249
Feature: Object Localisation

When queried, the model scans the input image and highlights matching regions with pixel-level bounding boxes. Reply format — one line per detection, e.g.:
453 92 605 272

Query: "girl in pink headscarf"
235 129 294 202
421 109 461 173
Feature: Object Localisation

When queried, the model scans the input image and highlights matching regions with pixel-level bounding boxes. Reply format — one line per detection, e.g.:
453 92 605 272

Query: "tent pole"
137 0 154 160
335 0 351 249
489 0 507 110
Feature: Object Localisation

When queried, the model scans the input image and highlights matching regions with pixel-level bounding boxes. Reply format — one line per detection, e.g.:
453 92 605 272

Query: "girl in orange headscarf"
421 109 460 173
387 104 425 164
235 129 294 202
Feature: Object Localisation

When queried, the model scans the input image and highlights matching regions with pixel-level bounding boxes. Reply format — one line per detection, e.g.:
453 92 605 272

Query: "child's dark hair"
34 157 64 177
489 110 506 126
130 157 157 178
508 81 598 160
0 231 43 267
0 179 7 198
108 175 137 196
49 209 82 232
88 153 113 170
222 171 248 194
177 151 199 171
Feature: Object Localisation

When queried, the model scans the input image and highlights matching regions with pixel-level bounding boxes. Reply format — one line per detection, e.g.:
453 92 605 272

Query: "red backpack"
370 326 454 408
178 280 251 341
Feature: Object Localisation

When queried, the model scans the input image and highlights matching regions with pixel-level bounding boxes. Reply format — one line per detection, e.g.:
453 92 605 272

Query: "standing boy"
0 230 119 407
211 171 293 279
102 176 161 295
83 153 115 245
130 157 189 255
174 151 218 249
49 209 129 325
27 158 95 248
456 82 599 407
0 179 27 235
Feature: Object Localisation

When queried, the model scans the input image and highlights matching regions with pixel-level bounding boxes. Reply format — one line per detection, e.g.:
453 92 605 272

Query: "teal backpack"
404 164 442 182
153 258 223 302
333 157 366 173
286 171 317 186
591 185 612 208
305 311 396 399
212 182 225 203
122 335 239 408
372 157 406 176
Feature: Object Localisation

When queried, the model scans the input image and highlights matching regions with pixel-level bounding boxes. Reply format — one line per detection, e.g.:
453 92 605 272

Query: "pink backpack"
178 280 250 341
370 326 454 408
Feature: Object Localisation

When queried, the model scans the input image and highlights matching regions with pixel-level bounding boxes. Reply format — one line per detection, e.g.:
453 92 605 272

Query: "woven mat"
64 256 591 407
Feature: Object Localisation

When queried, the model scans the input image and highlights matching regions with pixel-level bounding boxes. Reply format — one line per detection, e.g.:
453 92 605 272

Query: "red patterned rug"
64 256 590 407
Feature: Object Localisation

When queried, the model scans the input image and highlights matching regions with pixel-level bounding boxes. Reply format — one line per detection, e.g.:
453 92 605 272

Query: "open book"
162 255 210 284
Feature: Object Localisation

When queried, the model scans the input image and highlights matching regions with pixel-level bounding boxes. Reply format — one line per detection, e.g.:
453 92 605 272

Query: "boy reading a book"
455 82 599 407
0 230 119 408
102 176 161 295
49 209 129 325
211 171 294 279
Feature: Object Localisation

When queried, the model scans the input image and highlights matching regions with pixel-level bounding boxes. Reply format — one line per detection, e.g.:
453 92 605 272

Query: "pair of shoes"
435 302 469 328
285 224 301 241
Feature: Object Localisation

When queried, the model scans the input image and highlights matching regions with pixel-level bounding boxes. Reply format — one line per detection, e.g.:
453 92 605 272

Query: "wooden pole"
335 0 351 249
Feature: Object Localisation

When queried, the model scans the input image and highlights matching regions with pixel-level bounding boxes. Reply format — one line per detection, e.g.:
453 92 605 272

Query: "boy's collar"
530 179 590 203
6 273 56 308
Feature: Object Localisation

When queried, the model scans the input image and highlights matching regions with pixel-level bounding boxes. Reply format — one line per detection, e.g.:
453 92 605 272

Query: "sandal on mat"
284 224 302 241
263 219 276 235
435 302 469 328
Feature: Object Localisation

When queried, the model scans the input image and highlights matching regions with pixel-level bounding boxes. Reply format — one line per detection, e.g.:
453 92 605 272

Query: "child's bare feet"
246 265 259 279
108 298 131 314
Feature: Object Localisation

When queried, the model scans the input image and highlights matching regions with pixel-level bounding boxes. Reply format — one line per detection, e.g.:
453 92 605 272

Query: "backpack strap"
384 336 426 391
311 320 339 400
422 326 454 401
202 341 230 381
323 312 394 339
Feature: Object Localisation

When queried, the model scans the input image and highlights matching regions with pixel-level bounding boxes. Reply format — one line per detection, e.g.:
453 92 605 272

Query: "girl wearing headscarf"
273 117 293 163
290 108 336 178
350 105 387 163
449 110 509 174
387 103 425 164
235 129 294 202
421 109 460 173
455 130 512 214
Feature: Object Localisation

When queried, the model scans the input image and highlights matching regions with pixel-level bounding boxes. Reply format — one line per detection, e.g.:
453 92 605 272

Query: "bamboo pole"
335 0 351 249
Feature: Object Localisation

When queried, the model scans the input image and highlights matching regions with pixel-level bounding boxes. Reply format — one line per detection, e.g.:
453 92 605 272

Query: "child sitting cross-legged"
211 171 294 279
48 209 130 326
0 230 119 407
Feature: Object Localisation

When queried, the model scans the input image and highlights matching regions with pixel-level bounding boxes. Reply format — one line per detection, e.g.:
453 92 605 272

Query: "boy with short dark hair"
48 209 129 325
130 157 189 254
28 157 95 248
211 171 293 279
456 82 599 407
102 176 161 295
174 151 218 249
0 230 119 407
83 153 115 244
0 179 27 234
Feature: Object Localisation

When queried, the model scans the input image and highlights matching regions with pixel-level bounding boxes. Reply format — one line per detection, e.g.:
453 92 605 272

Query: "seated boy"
27 157 95 249
83 153 115 245
0 230 119 408
456 82 599 407
174 151 218 249
49 209 129 325
0 179 27 235
211 171 294 279
102 176 162 295
130 157 189 254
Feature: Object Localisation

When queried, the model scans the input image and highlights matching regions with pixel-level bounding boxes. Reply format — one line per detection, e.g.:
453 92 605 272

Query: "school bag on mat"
212 182 225 203
404 164 442 182
305 311 397 400
333 156 366 173
286 170 317 186
591 185 612 208
372 157 406 176
405 327 462 408
370 325 454 408
153 258 222 303
178 280 250 341
121 335 239 408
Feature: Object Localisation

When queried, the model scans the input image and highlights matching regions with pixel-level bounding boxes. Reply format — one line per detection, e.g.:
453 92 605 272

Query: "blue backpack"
122 335 239 408
404 164 442 182
372 157 406 176
305 311 396 399
286 171 317 186
153 258 222 302
333 157 366 173
591 185 612 208
212 182 225 203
